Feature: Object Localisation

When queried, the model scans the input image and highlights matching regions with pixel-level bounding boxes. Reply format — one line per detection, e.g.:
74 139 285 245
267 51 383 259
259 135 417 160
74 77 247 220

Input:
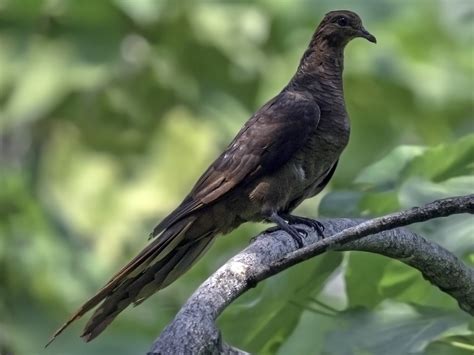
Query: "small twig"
253 195 474 283
307 297 340 313
289 300 337 317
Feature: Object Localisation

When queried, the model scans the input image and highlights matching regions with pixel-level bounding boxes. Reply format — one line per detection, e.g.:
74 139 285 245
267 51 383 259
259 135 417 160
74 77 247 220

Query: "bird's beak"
358 27 377 43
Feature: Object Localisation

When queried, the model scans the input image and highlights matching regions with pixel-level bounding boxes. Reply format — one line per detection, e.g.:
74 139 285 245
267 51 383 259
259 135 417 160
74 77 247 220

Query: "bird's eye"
337 17 348 27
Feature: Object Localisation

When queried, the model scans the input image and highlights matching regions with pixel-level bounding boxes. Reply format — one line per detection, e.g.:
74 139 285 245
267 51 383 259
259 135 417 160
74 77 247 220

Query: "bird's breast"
284 109 350 202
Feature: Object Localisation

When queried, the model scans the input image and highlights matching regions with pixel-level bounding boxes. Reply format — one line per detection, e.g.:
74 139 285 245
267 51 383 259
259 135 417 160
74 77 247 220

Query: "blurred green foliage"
0 0 473 354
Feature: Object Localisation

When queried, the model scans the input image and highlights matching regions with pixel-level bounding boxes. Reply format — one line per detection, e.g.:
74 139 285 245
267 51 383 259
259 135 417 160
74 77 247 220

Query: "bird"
47 10 376 345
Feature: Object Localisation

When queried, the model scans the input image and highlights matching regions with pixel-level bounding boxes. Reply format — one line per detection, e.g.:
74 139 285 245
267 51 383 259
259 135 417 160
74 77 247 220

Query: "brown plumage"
47 10 375 345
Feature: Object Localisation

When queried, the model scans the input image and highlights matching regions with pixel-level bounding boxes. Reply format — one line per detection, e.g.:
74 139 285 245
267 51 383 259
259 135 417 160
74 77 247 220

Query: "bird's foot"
284 224 307 248
281 214 325 239
267 212 308 248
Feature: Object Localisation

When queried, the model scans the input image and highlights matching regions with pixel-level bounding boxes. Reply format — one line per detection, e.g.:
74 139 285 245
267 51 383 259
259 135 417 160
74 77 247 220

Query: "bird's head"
315 10 376 47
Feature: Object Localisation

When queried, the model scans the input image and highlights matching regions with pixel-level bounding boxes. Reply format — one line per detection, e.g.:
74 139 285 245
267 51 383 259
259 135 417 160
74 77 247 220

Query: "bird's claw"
283 215 325 239
266 212 320 248
263 224 306 248
310 220 325 238
287 225 306 248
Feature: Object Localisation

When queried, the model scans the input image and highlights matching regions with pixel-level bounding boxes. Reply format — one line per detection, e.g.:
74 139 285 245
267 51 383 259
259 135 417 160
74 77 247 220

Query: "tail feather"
47 216 215 346
81 235 215 341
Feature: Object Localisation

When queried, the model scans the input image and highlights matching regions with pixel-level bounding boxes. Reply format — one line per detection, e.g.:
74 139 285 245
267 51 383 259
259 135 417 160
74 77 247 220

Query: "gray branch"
148 195 474 355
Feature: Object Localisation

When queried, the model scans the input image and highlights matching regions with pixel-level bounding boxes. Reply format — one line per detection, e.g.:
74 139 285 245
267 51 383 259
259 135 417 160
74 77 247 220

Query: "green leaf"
379 260 460 310
358 190 400 215
398 176 474 256
355 145 426 188
345 252 390 308
402 134 474 182
219 252 343 353
425 332 474 355
319 191 364 217
276 310 341 355
322 303 471 355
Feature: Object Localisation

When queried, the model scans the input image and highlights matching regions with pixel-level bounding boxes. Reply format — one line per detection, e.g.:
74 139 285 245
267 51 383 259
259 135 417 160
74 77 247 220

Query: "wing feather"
151 90 321 237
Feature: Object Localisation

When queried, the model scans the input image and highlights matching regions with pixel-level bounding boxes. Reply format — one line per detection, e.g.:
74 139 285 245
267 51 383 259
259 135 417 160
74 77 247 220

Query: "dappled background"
1 0 473 354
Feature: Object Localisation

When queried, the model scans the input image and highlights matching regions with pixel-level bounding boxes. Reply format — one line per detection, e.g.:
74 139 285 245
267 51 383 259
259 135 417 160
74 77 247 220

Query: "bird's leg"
279 213 325 238
267 212 306 247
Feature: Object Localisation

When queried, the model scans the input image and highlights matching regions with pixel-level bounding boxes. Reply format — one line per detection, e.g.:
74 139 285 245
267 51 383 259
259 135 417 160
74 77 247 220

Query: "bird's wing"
151 90 321 237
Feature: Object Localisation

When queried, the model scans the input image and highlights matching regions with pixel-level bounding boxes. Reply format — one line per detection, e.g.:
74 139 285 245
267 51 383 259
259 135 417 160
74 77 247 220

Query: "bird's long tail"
46 215 216 345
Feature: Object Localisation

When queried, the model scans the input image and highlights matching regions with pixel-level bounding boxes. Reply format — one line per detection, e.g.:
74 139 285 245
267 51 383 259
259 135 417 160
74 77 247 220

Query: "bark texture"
149 195 474 355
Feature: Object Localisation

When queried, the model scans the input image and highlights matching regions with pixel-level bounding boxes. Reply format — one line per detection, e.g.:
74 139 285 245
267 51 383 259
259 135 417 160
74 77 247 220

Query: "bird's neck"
289 39 345 97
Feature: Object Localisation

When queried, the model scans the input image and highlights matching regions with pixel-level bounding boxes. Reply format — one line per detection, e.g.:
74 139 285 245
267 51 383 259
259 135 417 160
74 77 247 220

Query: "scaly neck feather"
288 32 346 96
